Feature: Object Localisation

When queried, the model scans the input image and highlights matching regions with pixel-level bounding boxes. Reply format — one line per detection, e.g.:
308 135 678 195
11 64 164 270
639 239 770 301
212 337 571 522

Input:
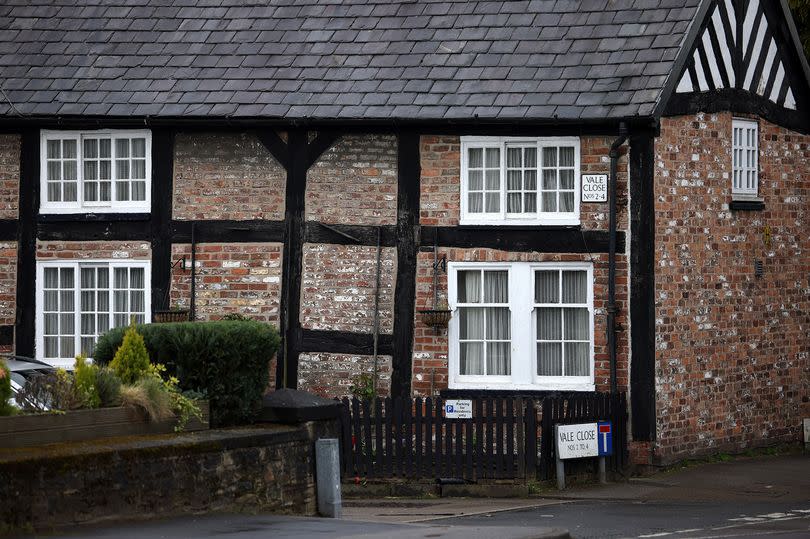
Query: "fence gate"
338 393 627 482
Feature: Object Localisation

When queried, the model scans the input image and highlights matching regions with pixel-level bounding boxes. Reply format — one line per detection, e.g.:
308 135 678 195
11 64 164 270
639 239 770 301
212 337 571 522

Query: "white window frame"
460 136 581 226
448 261 595 392
40 130 152 214
731 119 758 198
36 260 151 368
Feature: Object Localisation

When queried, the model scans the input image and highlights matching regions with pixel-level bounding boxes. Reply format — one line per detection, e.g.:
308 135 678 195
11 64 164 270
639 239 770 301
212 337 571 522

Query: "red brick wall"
300 243 396 334
306 134 398 226
653 113 810 464
36 241 151 260
419 135 628 230
411 248 629 397
173 132 286 220
298 352 392 398
169 242 282 325
0 135 19 219
0 242 17 328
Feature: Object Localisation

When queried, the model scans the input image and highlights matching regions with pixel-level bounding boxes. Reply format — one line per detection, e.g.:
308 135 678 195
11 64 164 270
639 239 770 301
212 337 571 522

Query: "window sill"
39 206 151 215
38 212 151 222
459 218 580 227
441 387 599 399
729 198 764 211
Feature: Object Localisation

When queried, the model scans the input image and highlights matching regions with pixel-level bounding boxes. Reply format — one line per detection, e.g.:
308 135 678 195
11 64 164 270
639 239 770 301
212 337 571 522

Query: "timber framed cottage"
0 0 808 466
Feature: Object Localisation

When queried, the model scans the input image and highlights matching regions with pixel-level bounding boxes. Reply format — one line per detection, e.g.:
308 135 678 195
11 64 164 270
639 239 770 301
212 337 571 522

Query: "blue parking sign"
597 421 613 456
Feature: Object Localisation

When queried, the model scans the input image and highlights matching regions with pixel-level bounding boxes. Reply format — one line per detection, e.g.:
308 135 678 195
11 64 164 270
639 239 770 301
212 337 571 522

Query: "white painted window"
40 130 151 213
448 262 594 391
36 260 151 366
461 137 580 225
732 119 758 197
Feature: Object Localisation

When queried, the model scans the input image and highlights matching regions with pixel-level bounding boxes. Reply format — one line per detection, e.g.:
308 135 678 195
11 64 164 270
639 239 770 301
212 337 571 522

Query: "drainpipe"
608 122 628 395
190 221 196 322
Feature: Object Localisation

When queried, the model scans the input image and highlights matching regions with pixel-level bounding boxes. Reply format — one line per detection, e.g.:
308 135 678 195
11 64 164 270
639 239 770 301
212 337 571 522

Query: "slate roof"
0 0 702 122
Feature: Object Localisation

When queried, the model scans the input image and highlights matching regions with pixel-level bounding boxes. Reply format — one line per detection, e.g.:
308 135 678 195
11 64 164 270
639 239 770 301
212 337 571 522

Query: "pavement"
14 453 810 539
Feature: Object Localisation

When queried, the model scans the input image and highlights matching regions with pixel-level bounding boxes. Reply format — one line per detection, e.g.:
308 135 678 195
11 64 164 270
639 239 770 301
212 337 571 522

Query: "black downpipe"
190 221 196 321
608 122 628 394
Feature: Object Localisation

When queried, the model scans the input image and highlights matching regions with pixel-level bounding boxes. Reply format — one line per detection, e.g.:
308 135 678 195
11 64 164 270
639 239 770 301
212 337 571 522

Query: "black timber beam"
150 129 174 313
38 216 151 241
629 131 656 442
171 219 285 243
301 329 394 356
15 129 38 357
421 226 623 253
0 220 17 241
391 131 420 398
304 222 397 247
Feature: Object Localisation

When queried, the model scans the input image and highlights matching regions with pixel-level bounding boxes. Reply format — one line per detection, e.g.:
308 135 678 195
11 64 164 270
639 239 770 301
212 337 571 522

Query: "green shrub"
95 367 122 407
109 321 151 384
0 360 15 416
120 376 174 422
74 355 100 408
95 320 280 427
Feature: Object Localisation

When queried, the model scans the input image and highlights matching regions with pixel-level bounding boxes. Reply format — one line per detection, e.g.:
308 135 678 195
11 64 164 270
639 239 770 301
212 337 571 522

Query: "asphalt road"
435 500 810 539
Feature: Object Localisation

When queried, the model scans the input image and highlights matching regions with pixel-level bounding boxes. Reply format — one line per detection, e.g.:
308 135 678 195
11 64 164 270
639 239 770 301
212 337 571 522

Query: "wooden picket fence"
338 392 627 482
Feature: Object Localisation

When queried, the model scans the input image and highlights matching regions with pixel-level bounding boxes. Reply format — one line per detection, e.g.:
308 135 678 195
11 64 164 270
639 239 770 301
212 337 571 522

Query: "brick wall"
0 134 19 219
36 241 151 260
653 113 810 463
298 352 392 398
300 243 396 334
306 134 398 226
419 134 628 230
411 248 629 397
173 132 286 221
169 242 282 325
0 242 17 327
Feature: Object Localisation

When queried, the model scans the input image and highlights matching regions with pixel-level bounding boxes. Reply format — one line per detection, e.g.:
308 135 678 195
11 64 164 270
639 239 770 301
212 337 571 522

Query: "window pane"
47 140 61 159
485 307 510 339
542 147 556 167
84 182 98 202
47 182 61 202
564 342 590 376
525 169 537 190
485 147 499 168
132 160 146 179
132 181 146 201
537 343 562 375
486 342 511 375
63 161 77 181
483 271 508 303
100 181 112 201
525 147 537 167
560 192 574 212
61 337 74 358
44 313 58 334
468 193 483 213
563 308 589 340
485 192 500 212
84 139 98 159
542 169 557 189
116 160 130 180
485 170 499 190
457 270 481 303
64 182 77 201
562 271 587 303
100 138 111 158
100 160 111 180
459 307 484 339
559 146 574 167
84 160 98 181
537 307 561 340
468 170 483 190
524 193 536 212
60 268 74 289
114 267 128 288
506 169 521 190
44 337 58 358
507 193 521 213
468 147 483 168
460 342 484 375
506 147 521 167
559 169 574 189
63 140 77 159
116 180 130 201
534 271 559 303
541 191 556 212
44 267 58 288
47 161 61 182
115 139 129 158
130 267 144 288
132 138 146 158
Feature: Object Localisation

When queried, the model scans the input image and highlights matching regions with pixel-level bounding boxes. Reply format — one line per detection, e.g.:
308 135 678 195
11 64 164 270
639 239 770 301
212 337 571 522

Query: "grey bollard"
316 438 342 518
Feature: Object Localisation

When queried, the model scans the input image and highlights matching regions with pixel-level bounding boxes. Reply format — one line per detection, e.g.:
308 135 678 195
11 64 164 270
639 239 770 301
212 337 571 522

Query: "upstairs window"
461 137 580 225
731 119 758 198
40 130 151 213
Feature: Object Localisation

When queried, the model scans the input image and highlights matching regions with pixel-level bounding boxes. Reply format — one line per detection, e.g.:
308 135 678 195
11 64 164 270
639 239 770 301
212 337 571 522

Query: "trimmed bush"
94 320 280 427
74 355 100 408
109 322 151 384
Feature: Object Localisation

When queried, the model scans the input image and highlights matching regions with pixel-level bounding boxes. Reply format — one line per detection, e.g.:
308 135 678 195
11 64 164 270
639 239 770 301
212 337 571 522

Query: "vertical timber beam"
391 131 420 397
151 129 174 317
278 130 308 389
629 130 656 441
15 129 38 357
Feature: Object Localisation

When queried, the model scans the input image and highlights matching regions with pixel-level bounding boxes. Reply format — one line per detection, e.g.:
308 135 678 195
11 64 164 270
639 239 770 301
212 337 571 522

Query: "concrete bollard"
315 438 342 518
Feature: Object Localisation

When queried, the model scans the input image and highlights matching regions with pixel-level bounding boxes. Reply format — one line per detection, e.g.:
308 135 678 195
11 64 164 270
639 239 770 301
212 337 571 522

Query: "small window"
449 262 594 391
40 130 151 213
461 137 580 225
732 119 758 198
37 260 150 366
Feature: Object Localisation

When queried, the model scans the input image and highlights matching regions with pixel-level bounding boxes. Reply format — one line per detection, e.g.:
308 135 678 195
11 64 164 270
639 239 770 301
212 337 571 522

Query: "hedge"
94 320 280 427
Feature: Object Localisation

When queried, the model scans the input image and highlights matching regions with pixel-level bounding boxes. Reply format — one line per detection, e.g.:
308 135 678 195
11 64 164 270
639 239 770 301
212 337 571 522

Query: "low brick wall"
0 420 338 533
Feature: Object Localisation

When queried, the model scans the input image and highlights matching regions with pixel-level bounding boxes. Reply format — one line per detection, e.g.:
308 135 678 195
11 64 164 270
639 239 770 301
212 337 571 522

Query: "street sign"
597 421 613 456
555 423 598 459
581 174 608 202
444 399 472 419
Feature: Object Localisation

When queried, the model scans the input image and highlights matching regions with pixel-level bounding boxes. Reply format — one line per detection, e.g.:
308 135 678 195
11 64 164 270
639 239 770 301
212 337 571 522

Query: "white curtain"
536 269 590 377
130 268 146 323
458 270 510 376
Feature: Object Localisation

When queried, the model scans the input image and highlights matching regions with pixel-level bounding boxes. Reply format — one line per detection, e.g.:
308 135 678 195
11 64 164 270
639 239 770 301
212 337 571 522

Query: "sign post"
554 421 613 490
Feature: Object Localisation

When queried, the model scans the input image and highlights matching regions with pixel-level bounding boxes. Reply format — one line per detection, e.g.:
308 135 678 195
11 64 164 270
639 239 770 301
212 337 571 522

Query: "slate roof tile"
0 0 701 121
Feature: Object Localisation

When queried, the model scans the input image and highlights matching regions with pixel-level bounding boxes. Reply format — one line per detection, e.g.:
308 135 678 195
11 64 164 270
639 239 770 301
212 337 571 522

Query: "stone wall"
653 113 810 463
0 420 337 533
298 352 392 397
